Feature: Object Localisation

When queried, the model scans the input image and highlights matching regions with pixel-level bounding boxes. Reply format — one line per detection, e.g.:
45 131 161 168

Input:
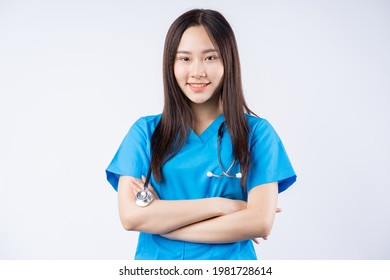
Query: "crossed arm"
117 175 278 243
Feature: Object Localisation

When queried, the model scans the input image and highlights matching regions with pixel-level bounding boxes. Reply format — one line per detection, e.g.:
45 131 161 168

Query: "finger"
141 175 154 190
252 238 260 244
131 184 143 198
129 178 143 188
131 176 145 186
129 184 140 198
130 179 143 192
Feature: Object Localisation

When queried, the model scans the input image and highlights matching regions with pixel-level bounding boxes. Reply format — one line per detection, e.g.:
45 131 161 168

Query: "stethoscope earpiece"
207 171 242 178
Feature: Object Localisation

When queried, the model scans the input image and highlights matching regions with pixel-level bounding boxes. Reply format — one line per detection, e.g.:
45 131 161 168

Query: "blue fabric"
106 114 296 260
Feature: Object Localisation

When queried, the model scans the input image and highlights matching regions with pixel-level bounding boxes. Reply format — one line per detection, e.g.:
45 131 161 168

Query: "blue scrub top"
106 114 296 260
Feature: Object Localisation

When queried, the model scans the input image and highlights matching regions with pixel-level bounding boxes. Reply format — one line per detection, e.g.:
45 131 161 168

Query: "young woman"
106 9 296 260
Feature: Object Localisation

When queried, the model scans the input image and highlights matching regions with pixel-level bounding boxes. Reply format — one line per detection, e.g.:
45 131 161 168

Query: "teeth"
189 83 208 87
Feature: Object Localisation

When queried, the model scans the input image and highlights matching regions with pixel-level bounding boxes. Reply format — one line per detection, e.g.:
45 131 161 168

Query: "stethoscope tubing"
208 121 242 178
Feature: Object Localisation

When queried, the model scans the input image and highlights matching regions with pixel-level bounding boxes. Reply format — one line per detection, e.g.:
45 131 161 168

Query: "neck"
190 98 223 135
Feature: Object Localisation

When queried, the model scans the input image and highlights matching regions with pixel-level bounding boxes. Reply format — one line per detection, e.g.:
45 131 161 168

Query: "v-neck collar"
188 114 225 144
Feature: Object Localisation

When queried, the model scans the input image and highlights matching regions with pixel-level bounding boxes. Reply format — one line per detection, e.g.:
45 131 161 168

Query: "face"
174 26 224 108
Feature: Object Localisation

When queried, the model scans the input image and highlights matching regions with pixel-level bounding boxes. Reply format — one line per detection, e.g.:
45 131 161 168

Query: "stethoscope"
206 121 242 179
136 121 241 207
135 166 155 207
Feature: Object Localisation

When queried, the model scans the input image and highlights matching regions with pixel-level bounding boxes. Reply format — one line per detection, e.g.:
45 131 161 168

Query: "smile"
187 83 210 88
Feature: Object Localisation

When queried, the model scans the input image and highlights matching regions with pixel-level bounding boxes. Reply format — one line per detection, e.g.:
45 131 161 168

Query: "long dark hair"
150 9 256 187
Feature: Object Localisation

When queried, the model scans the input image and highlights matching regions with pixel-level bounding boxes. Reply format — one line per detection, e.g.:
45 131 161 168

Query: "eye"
205 55 218 61
178 56 190 62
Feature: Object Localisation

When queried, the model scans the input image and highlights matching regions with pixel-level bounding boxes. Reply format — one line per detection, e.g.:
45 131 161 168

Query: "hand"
252 207 282 244
129 176 160 200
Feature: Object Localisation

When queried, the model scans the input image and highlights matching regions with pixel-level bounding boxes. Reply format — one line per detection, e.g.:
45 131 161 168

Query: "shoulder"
245 114 279 145
123 114 162 141
132 114 162 132
245 114 273 132
135 113 162 126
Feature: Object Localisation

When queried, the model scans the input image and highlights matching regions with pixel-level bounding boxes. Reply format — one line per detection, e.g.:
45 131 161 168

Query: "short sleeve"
246 118 296 194
106 118 150 191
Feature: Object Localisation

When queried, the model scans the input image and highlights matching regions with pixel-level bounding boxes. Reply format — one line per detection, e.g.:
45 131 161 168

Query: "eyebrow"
176 49 219 54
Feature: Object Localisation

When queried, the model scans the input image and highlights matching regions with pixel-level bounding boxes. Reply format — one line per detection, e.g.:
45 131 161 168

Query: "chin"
188 95 214 104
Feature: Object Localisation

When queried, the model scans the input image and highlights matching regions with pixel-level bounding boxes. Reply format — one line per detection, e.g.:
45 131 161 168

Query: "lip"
186 82 211 92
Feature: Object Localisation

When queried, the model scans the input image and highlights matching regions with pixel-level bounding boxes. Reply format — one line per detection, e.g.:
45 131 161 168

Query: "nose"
190 60 206 79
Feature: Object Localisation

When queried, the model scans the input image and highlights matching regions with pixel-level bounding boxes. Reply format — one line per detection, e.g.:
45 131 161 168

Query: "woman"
106 9 296 260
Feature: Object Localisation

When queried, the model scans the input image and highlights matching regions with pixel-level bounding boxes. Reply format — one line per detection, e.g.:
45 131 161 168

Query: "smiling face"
173 25 224 109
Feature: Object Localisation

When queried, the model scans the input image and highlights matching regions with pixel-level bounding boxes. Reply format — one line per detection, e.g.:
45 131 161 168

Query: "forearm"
162 183 279 243
118 176 245 234
162 207 275 243
122 198 225 234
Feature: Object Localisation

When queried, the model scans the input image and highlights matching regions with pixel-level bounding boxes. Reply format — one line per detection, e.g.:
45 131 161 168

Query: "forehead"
177 26 217 51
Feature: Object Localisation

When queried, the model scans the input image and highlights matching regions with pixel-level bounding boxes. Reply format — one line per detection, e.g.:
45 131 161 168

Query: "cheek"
218 67 224 80
211 65 224 82
173 64 187 82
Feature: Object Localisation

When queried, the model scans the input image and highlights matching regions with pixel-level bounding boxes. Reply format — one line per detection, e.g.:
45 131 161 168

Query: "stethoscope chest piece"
135 190 154 207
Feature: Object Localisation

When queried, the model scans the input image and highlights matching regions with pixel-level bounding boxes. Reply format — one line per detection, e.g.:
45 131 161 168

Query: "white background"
0 0 389 259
